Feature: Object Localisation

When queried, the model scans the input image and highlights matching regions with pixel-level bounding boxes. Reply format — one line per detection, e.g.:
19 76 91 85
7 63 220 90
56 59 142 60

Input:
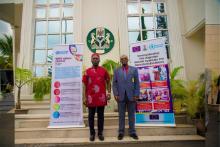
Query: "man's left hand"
107 93 111 100
133 96 139 101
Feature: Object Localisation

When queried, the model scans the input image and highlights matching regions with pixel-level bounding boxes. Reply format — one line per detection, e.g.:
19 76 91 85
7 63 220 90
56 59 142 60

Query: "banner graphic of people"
48 44 84 128
130 38 175 126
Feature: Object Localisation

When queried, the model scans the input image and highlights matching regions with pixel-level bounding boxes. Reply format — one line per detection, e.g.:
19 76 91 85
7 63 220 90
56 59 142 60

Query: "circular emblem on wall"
87 27 114 54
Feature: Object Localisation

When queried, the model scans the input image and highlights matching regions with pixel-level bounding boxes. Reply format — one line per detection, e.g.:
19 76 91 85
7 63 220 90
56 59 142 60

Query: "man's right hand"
83 99 87 106
114 96 119 102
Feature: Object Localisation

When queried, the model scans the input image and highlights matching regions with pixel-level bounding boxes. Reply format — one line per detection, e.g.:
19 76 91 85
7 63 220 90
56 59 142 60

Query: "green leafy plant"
170 66 188 113
101 59 120 112
33 77 51 101
185 80 205 119
15 68 34 109
15 67 52 109
102 59 120 81
0 34 13 69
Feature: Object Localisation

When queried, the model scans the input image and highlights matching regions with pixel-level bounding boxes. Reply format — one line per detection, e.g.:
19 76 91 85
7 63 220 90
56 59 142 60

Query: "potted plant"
33 77 51 101
184 75 206 136
170 66 188 114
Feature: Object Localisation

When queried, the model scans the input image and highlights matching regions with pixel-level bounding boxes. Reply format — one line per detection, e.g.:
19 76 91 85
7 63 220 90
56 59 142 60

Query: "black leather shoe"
118 134 124 140
130 133 139 140
98 135 104 141
90 134 95 141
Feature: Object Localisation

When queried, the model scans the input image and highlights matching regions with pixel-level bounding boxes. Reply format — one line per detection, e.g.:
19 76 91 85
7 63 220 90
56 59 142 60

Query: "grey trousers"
118 92 136 135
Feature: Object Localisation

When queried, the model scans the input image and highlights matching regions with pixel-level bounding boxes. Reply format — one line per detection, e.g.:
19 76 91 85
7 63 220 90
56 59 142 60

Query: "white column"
167 0 187 79
17 0 34 95
74 0 82 43
18 0 34 69
117 0 129 57
11 25 16 104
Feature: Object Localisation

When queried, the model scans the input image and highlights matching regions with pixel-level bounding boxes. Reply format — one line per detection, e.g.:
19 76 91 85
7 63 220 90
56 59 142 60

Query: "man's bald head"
120 54 129 67
120 54 128 60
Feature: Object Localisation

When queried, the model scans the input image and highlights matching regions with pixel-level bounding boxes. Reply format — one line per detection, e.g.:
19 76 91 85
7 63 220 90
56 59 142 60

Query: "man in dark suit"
112 54 140 140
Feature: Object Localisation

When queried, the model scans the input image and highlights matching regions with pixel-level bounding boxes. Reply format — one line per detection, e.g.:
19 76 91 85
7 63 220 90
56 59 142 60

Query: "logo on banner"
132 46 141 52
149 43 164 50
86 27 114 54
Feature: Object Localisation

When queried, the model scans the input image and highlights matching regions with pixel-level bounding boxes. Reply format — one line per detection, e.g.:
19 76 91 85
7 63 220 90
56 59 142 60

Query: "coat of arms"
87 27 114 54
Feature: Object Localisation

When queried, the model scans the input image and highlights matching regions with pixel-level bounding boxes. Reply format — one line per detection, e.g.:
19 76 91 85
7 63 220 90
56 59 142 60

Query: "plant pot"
193 118 206 136
15 109 29 114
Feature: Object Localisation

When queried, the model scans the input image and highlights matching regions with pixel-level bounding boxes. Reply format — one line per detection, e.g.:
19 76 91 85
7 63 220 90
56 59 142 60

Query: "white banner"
130 38 168 67
48 44 84 128
130 38 175 126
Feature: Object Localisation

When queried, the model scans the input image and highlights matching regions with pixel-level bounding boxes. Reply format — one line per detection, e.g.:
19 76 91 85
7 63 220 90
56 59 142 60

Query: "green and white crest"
87 27 114 54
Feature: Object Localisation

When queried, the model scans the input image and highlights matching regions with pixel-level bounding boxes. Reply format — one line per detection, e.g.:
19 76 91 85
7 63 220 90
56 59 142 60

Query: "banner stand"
130 38 175 127
48 44 85 128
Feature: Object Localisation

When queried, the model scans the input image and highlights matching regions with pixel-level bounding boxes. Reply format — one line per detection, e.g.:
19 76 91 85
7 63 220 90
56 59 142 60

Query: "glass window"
143 16 154 29
34 0 75 77
127 3 138 14
49 0 60 4
48 35 60 49
34 50 47 64
62 7 73 17
34 66 46 77
156 16 167 29
36 21 46 34
47 50 53 63
128 17 140 30
48 21 60 34
62 34 73 44
128 31 140 44
62 20 73 33
49 7 60 18
142 30 154 40
47 65 52 77
156 3 165 13
141 2 153 13
35 35 46 49
156 30 169 44
127 0 169 57
63 0 74 3
35 0 47 5
36 8 46 18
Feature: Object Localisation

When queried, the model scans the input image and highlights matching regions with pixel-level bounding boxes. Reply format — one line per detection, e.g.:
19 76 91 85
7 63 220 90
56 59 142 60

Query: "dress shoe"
98 135 104 141
118 134 124 140
130 133 139 140
90 134 95 141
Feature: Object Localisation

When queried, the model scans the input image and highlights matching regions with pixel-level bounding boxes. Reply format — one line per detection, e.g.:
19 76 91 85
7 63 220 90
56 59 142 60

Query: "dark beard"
122 63 127 67
92 62 99 67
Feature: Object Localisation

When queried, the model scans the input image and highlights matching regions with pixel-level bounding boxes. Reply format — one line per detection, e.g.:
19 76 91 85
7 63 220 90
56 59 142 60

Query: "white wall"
176 0 205 80
82 0 121 67
206 0 220 24
182 27 205 80
179 0 205 34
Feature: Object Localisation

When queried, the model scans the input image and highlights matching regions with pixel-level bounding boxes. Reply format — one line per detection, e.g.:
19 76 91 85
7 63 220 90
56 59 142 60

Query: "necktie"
123 69 127 79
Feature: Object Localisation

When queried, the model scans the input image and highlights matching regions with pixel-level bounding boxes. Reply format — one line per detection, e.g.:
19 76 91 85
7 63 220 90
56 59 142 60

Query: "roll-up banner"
48 44 84 128
130 38 175 126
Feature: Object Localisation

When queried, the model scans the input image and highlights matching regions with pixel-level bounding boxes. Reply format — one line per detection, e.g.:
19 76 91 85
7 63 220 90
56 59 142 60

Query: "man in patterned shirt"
83 53 111 141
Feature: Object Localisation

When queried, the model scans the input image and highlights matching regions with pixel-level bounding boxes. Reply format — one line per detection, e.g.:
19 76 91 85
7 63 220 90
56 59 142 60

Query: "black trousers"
88 106 105 136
